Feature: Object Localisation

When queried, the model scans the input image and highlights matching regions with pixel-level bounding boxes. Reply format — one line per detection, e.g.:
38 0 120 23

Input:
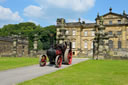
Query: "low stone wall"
0 38 13 57
0 37 29 57
105 49 128 60
105 56 128 60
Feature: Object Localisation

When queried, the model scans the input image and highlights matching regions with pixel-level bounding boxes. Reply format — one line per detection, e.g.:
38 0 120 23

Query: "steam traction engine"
40 42 72 68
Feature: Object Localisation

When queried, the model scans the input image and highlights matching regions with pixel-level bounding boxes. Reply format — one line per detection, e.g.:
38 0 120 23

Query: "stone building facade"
56 8 128 57
0 36 29 57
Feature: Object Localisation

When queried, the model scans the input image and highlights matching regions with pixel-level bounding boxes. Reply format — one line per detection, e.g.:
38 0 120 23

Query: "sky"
0 0 128 27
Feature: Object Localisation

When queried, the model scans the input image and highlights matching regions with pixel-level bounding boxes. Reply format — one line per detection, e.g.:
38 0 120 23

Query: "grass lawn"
0 57 39 71
19 60 128 85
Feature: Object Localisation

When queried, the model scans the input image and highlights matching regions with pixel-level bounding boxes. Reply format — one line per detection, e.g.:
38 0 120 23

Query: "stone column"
12 35 18 57
18 33 22 57
93 16 110 60
23 37 29 56
33 34 38 56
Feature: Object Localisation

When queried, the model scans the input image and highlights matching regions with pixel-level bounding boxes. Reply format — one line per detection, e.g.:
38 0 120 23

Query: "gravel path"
0 58 89 85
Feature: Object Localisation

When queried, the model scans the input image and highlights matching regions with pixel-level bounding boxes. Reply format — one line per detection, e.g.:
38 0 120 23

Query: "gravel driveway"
0 58 89 85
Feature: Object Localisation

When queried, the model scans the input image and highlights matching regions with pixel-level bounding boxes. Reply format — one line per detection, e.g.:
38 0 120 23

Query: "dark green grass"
0 57 39 71
19 60 128 85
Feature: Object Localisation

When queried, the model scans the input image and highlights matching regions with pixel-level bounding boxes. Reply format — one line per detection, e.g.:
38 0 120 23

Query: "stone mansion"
56 8 128 57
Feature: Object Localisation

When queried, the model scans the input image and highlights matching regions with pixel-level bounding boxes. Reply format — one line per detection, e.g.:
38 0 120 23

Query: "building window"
66 30 69 35
109 40 113 49
92 31 95 36
109 21 112 24
118 41 121 49
84 31 87 36
72 42 75 48
109 31 112 35
84 41 87 48
91 42 93 48
117 31 122 35
118 20 121 24
72 30 76 35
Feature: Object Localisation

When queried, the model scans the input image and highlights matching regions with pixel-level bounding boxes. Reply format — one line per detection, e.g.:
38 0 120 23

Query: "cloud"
23 0 96 26
24 5 44 18
37 0 95 12
0 6 23 27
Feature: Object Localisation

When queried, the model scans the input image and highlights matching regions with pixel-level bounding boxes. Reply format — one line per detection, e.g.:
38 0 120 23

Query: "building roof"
96 11 128 20
57 8 128 28
65 22 81 26
83 23 96 27
57 21 96 28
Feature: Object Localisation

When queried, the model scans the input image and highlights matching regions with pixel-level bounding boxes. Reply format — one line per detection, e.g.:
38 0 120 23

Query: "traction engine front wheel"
40 55 47 67
55 55 62 68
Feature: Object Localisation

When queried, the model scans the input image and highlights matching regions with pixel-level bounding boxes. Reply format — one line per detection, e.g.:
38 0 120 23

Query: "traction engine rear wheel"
55 55 62 68
64 49 72 65
40 55 47 67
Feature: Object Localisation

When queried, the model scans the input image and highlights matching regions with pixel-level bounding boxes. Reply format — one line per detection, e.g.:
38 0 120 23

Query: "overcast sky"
0 0 128 27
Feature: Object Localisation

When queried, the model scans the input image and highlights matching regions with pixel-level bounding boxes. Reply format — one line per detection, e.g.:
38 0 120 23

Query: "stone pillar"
93 40 98 59
93 16 110 60
56 18 67 44
17 33 22 57
58 28 66 44
23 37 29 56
12 35 18 57
33 34 38 56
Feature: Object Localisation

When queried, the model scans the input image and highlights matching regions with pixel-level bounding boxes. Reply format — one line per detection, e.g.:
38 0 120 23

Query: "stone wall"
0 40 13 56
104 48 128 60
0 36 29 57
